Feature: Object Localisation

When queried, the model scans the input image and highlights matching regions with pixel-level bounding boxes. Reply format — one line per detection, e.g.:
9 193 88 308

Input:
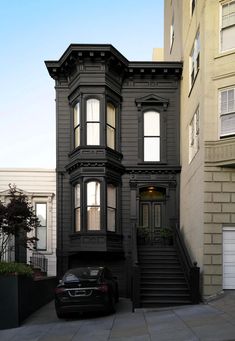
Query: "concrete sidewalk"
1 291 235 340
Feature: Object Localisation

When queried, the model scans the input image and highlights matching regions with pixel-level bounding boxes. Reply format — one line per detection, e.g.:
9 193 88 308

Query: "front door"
138 186 165 245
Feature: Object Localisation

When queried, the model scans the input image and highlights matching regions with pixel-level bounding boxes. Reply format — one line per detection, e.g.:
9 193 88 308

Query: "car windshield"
62 267 102 283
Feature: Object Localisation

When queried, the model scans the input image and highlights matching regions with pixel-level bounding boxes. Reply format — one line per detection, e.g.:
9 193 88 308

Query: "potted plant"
159 227 173 246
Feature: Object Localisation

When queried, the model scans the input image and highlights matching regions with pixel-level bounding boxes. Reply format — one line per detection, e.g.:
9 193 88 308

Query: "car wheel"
56 309 66 319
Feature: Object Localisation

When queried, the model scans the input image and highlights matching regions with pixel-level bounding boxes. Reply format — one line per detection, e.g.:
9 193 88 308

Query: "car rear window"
63 267 102 282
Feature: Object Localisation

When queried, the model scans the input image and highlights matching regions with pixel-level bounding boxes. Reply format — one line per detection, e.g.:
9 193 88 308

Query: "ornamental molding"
135 94 169 111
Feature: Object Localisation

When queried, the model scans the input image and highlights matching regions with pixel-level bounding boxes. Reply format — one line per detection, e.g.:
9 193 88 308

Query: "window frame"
220 0 235 52
86 180 101 231
106 102 116 150
35 202 47 251
219 86 235 138
74 183 81 232
86 98 101 146
170 13 174 52
73 102 80 148
189 30 200 90
143 110 161 163
107 184 117 232
189 106 200 163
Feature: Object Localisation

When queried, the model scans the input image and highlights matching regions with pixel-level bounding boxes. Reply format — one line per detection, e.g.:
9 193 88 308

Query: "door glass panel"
141 204 149 227
154 204 161 228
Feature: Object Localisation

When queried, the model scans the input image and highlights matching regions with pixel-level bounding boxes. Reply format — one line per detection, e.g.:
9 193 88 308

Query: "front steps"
138 246 192 307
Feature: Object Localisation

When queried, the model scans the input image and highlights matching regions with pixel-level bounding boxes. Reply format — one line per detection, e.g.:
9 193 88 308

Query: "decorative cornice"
45 44 183 81
135 94 169 111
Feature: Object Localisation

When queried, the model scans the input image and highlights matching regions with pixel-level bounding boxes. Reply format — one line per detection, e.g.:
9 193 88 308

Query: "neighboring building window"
221 1 235 52
86 99 100 145
35 203 47 250
107 184 116 232
189 30 200 89
144 111 160 162
170 14 174 51
75 184 80 232
107 103 116 149
189 107 199 162
220 87 235 137
191 0 196 16
87 181 100 230
74 102 80 148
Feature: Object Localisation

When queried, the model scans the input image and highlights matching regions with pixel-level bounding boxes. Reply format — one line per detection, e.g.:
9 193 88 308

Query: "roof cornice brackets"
135 94 169 111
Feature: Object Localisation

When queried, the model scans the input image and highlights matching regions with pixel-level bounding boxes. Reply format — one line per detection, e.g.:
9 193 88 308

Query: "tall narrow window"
107 103 116 149
221 1 235 52
74 102 80 148
144 111 160 162
170 13 174 51
220 87 235 137
191 0 196 16
35 203 47 250
107 184 116 232
87 181 100 230
189 107 199 162
75 184 80 232
189 31 200 88
86 99 100 145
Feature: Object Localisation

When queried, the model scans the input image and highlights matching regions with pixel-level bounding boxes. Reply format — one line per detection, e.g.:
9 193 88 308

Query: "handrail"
131 222 140 311
174 226 200 303
30 251 48 274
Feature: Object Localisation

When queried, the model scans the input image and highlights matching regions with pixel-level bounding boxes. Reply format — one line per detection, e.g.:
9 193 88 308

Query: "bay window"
220 87 235 137
144 111 160 162
86 99 100 145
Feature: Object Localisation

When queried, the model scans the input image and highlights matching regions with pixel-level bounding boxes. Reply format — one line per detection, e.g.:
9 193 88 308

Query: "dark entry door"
138 201 161 244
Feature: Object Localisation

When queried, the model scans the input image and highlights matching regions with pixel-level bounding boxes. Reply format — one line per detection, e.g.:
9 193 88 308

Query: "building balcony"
205 138 235 167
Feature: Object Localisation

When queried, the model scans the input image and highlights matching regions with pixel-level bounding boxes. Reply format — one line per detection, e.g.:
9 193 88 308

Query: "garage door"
223 227 235 289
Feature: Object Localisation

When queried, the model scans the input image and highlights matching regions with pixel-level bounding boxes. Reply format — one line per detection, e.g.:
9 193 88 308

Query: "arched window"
107 103 116 149
144 111 160 161
87 181 100 230
86 99 100 145
107 184 116 232
74 102 80 148
74 184 80 232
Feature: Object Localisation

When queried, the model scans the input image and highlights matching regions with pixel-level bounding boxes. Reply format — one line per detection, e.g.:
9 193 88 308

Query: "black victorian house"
46 44 199 308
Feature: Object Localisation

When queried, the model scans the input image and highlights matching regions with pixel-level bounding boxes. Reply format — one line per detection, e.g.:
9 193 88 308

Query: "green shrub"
0 262 33 276
159 227 173 238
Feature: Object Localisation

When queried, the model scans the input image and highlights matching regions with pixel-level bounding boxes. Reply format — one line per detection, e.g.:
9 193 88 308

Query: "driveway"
1 292 235 340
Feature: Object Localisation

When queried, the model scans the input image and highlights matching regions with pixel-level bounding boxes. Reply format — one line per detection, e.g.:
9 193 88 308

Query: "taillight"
97 283 109 293
55 287 65 294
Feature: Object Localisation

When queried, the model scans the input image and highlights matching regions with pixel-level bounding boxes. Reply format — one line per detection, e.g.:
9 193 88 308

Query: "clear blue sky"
0 0 163 168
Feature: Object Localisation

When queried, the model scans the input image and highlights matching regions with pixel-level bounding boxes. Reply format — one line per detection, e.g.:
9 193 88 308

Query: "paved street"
1 291 235 340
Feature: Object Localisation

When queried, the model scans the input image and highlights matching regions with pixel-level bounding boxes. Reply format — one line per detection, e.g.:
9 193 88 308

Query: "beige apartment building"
162 0 235 298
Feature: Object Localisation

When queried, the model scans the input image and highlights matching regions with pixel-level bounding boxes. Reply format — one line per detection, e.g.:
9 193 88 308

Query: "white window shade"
221 25 235 51
220 88 235 137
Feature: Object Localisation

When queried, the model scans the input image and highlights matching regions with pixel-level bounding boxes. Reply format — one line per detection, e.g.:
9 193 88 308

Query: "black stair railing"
173 225 200 303
29 251 48 274
131 222 140 311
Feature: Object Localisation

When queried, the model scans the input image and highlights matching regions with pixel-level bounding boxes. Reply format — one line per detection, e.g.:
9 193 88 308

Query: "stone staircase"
138 246 192 307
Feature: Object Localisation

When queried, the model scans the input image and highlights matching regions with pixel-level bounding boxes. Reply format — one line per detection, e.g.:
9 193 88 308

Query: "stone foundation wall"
204 166 235 297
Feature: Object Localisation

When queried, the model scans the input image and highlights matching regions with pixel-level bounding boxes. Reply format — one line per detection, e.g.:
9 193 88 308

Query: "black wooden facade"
46 44 182 298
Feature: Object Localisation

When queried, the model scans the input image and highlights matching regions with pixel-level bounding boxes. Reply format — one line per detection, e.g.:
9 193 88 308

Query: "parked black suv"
55 266 119 318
